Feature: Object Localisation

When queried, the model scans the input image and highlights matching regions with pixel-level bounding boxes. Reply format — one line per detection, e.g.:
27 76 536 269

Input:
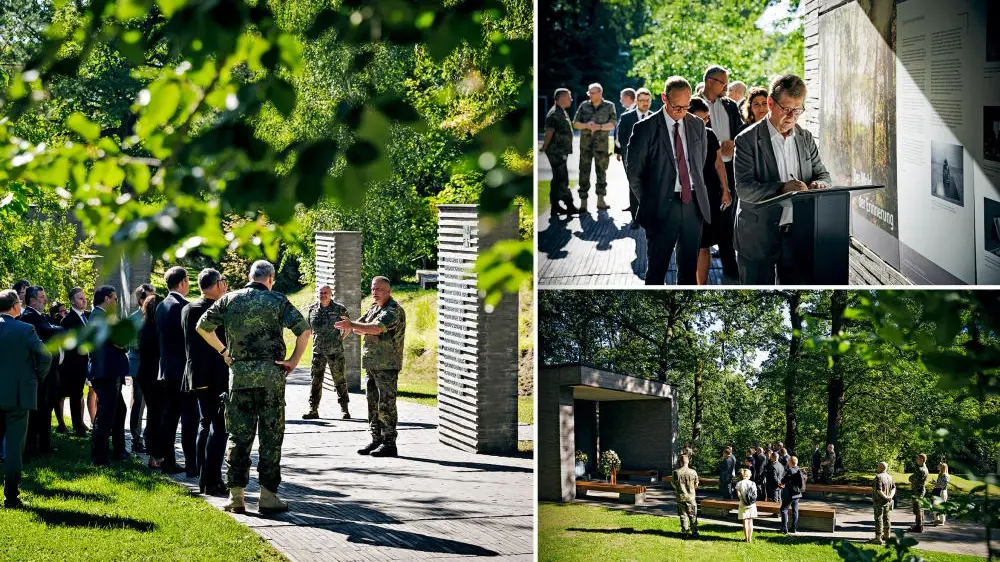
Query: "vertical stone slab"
437 204 519 454
314 231 363 391
538 370 576 502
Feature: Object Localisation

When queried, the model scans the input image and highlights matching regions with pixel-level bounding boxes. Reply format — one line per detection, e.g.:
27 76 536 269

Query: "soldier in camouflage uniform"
573 83 616 211
908 453 929 533
821 443 836 484
196 260 312 515
541 88 579 216
302 284 351 420
335 276 405 458
672 454 700 538
870 461 897 545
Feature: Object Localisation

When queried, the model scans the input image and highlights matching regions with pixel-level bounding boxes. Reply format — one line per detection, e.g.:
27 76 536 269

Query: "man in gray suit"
626 76 711 285
733 74 832 284
0 289 52 508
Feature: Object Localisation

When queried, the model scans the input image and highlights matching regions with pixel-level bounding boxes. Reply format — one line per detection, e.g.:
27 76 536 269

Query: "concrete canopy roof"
543 364 675 402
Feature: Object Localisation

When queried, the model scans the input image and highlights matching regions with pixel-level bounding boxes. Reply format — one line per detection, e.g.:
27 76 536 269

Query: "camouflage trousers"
545 152 572 205
912 497 924 528
366 369 398 445
874 502 892 540
308 353 349 411
225 385 285 491
578 142 610 198
677 499 698 533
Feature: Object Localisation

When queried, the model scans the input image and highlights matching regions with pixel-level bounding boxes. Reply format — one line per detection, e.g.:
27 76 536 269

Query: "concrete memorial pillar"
436 204 519 454
314 231 363 391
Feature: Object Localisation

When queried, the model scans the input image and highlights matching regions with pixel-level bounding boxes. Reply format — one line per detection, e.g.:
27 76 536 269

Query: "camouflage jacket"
359 297 405 371
672 467 699 503
308 300 348 356
573 100 616 149
909 465 929 496
544 105 574 157
197 281 310 390
872 472 896 506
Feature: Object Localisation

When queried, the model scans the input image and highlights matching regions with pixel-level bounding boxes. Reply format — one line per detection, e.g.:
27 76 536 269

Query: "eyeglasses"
667 103 690 111
773 98 805 117
707 76 728 88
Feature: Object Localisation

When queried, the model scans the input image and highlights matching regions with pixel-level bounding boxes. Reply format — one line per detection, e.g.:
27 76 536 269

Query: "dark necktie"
674 122 692 203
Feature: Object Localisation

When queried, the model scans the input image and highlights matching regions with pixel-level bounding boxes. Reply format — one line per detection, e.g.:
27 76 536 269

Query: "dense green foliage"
539 0 804 112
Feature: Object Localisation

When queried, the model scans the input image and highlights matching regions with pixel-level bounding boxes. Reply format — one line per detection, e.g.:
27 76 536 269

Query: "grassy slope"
539 503 984 562
0 433 285 561
283 282 535 425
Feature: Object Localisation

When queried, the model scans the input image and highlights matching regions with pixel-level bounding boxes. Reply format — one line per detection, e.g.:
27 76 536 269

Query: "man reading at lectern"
733 74 831 285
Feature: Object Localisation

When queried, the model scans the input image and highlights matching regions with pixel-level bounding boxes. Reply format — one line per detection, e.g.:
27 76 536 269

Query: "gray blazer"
733 119 831 262
626 110 711 228
0 313 52 410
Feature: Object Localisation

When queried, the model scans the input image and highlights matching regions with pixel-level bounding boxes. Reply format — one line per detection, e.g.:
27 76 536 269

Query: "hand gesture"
781 179 808 193
334 316 353 332
337 315 352 340
808 181 828 190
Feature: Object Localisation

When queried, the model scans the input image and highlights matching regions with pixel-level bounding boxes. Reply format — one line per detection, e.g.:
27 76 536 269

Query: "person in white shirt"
733 74 832 284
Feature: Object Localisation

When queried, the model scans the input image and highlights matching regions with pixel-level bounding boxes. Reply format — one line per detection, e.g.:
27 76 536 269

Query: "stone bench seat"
806 484 871 497
699 499 836 532
619 469 659 482
576 481 647 504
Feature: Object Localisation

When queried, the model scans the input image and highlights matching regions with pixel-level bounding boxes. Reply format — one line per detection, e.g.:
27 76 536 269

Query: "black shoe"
185 469 200 478
205 484 229 498
132 442 146 454
357 441 381 455
162 463 186 474
370 443 398 457
302 411 319 420
691 531 700 538
342 411 350 420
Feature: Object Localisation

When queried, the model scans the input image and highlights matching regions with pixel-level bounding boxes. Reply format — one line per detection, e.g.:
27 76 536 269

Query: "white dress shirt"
707 96 733 162
766 118 801 225
73 307 88 324
664 112 693 193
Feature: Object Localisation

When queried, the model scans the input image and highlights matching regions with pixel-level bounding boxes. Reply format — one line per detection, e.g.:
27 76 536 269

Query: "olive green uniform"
909 464 929 529
197 282 309 491
573 100 616 199
672 466 700 534
544 105 574 208
872 472 896 541
307 301 350 413
360 298 406 446
821 450 836 483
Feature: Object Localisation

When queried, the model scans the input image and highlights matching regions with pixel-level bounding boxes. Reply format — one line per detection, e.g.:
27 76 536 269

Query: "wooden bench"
576 481 647 505
805 484 871 499
699 499 837 533
619 469 659 482
662 476 720 486
416 269 439 289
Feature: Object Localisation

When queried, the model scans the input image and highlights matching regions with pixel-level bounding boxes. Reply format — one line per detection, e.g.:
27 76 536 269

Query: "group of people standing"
671 442 952 545
542 66 832 286
0 260 407 515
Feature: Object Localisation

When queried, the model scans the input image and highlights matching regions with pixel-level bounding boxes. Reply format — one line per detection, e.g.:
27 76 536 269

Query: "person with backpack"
735 468 758 543
778 455 807 534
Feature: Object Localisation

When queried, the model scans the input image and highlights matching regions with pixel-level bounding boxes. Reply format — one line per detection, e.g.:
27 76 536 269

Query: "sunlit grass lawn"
539 502 983 562
839 470 1000 503
0 432 285 562
283 283 535 420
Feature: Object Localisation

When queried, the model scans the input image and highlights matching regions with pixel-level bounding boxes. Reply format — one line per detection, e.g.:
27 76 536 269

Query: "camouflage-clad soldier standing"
908 453 930 533
871 462 897 545
541 88 579 216
196 260 312 515
821 444 836 484
672 454 700 538
303 284 351 420
573 83 616 211
336 276 405 458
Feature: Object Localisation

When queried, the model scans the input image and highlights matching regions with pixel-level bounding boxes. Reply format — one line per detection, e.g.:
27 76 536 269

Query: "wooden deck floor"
538 138 729 286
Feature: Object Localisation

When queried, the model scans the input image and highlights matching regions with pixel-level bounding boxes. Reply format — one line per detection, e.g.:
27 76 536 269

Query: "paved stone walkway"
538 135 730 286
576 482 988 558
123 369 534 562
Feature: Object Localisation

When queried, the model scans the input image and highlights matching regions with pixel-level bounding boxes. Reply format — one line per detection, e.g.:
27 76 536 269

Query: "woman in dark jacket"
137 295 164 468
778 456 807 534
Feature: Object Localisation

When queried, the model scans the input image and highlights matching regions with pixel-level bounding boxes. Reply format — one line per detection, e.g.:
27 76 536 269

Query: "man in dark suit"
182 269 230 497
156 266 198 475
88 285 130 466
699 65 745 280
625 76 712 285
0 289 52 507
19 286 63 459
616 87 653 228
733 74 832 285
60 287 91 437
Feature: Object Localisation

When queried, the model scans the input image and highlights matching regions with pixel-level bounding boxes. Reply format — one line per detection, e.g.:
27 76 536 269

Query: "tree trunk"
785 292 801 455
826 291 847 450
692 358 703 444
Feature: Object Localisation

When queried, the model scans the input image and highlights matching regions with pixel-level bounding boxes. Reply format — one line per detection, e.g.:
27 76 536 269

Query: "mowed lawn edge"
538 502 986 562
0 433 286 561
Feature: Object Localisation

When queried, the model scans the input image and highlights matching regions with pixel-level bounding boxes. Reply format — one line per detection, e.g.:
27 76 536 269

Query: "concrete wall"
315 231 363 391
599 399 675 475
573 400 597 474
538 370 576 502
